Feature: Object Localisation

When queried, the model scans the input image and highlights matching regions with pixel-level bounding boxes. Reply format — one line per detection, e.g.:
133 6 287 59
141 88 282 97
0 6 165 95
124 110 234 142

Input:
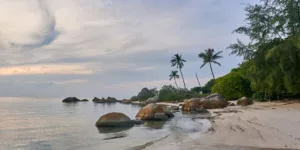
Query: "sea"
0 97 212 150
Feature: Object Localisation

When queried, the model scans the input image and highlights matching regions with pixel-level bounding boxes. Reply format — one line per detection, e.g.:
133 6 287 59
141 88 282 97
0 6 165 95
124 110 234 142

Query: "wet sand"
137 101 300 150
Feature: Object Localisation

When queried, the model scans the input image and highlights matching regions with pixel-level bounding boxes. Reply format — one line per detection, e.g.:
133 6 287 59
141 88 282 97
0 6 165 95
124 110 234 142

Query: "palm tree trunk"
209 62 216 80
179 68 187 89
174 78 179 89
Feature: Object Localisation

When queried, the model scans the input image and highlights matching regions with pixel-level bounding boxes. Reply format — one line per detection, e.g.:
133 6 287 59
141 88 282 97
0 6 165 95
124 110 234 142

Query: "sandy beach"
141 101 300 150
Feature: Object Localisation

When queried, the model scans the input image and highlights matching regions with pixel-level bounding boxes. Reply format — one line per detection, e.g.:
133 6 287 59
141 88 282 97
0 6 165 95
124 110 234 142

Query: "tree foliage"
212 71 252 100
228 0 300 99
198 48 223 80
137 87 156 101
171 54 187 89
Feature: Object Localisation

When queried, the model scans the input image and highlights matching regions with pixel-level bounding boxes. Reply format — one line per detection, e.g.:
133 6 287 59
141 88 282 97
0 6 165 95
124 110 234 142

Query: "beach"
142 101 300 150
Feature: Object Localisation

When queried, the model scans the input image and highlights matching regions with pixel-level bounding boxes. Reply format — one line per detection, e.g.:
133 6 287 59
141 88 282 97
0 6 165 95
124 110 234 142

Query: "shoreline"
140 101 300 150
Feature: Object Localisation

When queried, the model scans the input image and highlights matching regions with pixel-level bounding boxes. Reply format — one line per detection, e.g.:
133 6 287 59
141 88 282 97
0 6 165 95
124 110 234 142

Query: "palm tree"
198 48 223 80
169 70 180 89
171 54 187 89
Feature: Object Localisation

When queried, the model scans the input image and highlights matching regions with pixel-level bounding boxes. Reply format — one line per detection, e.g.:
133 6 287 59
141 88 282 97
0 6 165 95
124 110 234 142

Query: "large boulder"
202 93 228 109
237 97 253 106
136 104 173 121
62 97 81 103
181 98 203 112
81 99 89 102
95 112 135 127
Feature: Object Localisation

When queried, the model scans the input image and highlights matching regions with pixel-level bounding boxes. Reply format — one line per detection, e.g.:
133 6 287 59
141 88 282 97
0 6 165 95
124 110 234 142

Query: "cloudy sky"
0 0 253 99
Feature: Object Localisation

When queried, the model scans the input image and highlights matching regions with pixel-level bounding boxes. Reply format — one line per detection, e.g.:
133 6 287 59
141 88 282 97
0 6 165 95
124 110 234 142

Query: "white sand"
143 102 300 150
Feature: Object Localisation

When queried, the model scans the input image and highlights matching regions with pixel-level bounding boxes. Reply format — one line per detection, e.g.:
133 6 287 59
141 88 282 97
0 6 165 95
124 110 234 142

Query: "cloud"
0 64 93 76
0 0 58 50
53 79 88 85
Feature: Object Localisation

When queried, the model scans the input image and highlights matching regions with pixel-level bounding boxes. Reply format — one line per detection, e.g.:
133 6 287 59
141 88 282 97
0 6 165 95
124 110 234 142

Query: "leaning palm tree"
198 48 223 80
169 70 180 89
170 54 187 89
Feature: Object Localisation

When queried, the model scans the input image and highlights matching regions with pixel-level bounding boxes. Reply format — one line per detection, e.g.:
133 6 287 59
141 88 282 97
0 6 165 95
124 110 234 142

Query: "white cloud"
0 64 94 76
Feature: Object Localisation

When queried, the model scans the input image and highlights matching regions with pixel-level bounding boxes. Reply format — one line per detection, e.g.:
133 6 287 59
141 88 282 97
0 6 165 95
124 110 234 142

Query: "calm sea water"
0 97 211 150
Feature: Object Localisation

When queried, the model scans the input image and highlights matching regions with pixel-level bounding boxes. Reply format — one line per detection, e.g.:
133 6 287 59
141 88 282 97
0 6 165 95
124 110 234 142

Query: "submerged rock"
62 97 81 103
81 99 89 102
95 112 135 127
154 113 169 121
135 103 173 121
237 97 253 106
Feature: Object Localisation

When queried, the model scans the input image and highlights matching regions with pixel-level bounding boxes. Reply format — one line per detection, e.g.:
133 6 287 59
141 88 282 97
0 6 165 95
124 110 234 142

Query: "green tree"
137 87 156 101
171 54 187 89
202 79 215 94
198 49 223 80
212 71 252 100
228 0 300 98
228 0 300 60
169 70 180 89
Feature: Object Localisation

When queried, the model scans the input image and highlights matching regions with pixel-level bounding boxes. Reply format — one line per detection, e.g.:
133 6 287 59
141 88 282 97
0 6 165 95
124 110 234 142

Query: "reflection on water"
144 121 167 129
0 98 211 150
97 126 133 134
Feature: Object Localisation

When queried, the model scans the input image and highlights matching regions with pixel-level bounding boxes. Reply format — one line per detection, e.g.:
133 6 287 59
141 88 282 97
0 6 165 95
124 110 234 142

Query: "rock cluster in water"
62 97 89 103
92 97 118 103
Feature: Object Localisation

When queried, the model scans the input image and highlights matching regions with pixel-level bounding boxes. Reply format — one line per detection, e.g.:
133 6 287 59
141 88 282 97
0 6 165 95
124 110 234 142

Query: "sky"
0 0 253 99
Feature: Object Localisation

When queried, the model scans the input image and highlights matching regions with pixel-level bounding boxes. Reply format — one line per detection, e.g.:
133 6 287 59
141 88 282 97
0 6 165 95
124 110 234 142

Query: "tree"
228 0 300 98
169 70 180 89
212 71 252 100
202 79 215 94
170 54 187 89
137 87 156 101
228 0 300 60
198 48 223 80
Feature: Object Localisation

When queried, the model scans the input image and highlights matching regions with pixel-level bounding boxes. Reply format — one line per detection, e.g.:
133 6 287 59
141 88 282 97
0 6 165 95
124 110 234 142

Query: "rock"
136 103 173 120
121 99 132 104
164 111 174 118
62 97 80 103
154 113 169 121
237 97 253 106
95 112 135 127
81 99 89 102
228 102 236 106
133 119 144 125
106 97 118 103
181 98 203 112
202 93 228 109
145 95 159 104
195 107 209 113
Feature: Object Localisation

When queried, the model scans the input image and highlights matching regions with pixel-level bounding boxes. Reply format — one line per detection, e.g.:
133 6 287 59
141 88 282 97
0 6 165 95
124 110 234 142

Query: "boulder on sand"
181 98 203 112
136 103 173 121
95 112 135 127
62 97 81 103
202 93 228 109
237 97 253 106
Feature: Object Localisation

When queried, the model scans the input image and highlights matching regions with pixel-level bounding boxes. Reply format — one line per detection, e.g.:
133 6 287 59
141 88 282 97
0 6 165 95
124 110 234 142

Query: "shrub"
212 72 252 100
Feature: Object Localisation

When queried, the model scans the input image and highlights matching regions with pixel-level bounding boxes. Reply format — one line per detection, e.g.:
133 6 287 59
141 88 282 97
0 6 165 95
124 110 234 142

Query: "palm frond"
211 60 221 66
200 62 207 68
